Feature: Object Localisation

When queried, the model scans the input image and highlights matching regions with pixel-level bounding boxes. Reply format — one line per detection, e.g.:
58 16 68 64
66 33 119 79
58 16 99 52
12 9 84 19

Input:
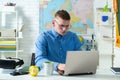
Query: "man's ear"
52 20 55 26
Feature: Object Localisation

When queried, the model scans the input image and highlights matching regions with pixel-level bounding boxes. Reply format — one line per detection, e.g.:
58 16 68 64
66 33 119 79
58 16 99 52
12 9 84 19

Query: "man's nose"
62 27 68 31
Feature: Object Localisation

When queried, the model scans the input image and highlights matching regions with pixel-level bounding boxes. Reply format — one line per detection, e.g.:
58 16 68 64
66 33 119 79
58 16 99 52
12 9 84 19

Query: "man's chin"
60 32 66 35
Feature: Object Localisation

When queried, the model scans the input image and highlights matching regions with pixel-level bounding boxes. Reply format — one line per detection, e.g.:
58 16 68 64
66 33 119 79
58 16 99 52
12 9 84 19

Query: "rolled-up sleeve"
35 34 59 71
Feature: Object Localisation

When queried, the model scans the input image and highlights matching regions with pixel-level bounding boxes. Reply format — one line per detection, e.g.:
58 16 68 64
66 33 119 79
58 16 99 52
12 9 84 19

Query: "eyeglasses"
55 20 70 28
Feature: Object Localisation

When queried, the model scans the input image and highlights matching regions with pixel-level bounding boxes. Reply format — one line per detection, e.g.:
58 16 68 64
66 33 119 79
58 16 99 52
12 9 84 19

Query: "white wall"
0 0 39 66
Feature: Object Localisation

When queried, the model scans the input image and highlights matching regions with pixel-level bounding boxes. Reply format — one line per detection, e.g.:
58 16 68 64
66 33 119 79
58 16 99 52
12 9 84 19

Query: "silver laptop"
64 51 99 76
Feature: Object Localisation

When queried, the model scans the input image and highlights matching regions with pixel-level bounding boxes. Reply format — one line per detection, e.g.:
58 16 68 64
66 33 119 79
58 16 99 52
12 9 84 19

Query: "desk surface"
0 68 120 80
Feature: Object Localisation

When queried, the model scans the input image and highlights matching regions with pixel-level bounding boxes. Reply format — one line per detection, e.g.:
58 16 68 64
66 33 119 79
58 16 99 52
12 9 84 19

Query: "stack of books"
0 40 16 52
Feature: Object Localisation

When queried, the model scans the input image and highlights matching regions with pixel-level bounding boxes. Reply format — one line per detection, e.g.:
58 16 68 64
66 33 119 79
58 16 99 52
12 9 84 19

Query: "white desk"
0 68 120 80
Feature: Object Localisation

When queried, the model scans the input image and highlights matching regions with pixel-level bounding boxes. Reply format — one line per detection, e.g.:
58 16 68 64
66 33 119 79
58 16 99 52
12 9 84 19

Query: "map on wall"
39 0 94 35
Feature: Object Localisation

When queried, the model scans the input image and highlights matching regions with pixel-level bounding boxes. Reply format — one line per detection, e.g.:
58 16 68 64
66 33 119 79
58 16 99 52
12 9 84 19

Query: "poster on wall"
39 0 94 35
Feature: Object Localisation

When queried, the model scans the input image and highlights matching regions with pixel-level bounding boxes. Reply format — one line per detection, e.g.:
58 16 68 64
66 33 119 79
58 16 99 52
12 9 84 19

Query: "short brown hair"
55 10 70 20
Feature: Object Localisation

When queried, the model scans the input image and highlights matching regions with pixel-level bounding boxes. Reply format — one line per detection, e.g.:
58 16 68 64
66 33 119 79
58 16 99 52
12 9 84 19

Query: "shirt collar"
52 28 64 39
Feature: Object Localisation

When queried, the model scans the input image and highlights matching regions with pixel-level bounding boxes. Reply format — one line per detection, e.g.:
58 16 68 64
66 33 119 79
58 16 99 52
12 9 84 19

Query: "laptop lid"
64 51 99 75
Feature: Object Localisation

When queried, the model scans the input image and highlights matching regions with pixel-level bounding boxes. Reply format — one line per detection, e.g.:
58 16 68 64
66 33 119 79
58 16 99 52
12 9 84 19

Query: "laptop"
63 51 99 76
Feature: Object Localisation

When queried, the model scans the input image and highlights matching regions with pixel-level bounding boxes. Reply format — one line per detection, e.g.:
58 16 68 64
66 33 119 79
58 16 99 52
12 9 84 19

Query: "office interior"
0 0 120 79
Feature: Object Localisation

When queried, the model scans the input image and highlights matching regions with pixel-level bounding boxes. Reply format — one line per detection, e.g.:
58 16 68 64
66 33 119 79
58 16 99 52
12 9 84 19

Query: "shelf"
0 36 23 39
96 12 113 26
102 36 114 41
18 50 23 52
0 8 22 58
0 50 16 53
96 8 111 12
0 37 16 39
102 37 114 41
0 6 16 12
0 50 23 53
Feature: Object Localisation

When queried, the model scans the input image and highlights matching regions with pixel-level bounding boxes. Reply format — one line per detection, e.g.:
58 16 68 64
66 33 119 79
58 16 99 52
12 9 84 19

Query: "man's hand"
57 64 65 75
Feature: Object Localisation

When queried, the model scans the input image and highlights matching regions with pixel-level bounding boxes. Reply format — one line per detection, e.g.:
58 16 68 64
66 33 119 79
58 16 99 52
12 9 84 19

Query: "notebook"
111 67 120 74
63 51 99 76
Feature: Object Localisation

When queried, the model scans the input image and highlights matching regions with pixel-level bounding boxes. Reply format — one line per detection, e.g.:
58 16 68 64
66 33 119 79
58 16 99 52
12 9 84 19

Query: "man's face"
53 16 70 35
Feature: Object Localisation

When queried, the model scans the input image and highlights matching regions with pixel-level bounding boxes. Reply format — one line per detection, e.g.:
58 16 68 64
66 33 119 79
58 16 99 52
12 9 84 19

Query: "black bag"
0 57 24 69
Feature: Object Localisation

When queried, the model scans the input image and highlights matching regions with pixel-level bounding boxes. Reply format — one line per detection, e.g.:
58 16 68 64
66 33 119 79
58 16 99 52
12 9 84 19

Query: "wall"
1 0 120 68
0 0 39 66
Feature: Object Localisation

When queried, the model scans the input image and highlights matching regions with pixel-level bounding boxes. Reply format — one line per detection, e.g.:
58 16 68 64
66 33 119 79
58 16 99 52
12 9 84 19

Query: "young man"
35 10 82 74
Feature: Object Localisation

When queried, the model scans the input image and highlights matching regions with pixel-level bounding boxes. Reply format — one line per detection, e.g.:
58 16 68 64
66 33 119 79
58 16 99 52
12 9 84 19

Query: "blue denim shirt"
35 28 82 71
